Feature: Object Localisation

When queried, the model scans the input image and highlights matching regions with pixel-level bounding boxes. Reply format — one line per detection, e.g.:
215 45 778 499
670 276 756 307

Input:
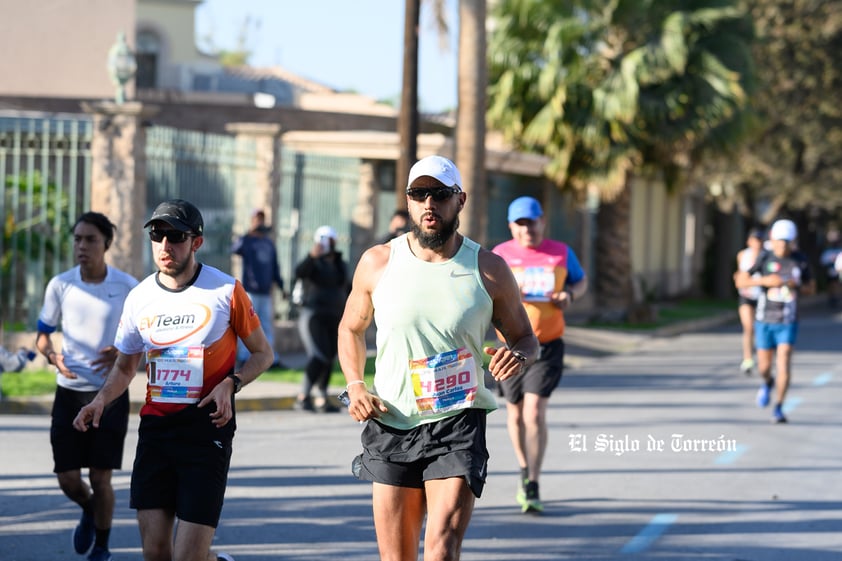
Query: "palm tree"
487 0 754 317
455 0 488 242
396 0 421 209
396 0 489 243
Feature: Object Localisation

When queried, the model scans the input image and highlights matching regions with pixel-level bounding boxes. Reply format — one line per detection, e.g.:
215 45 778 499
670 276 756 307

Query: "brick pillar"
82 101 158 281
224 122 282 227
351 160 378 263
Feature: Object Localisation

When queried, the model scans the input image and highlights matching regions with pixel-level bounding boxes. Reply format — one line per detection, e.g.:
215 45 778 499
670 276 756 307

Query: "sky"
195 0 459 112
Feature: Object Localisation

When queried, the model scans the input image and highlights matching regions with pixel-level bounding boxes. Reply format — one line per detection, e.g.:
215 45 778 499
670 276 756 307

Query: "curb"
4 297 826 416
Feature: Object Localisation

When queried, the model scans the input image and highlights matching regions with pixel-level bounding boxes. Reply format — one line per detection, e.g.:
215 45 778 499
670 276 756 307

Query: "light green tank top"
371 234 498 429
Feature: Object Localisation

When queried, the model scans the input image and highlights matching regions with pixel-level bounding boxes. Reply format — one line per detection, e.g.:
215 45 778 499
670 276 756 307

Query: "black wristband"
227 373 243 394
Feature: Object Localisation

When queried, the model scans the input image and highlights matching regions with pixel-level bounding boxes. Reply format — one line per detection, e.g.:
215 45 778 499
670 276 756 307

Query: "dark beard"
157 256 191 278
410 213 460 250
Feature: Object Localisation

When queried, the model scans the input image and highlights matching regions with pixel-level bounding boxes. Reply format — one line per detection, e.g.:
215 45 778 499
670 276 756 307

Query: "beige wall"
137 0 207 64
0 0 135 98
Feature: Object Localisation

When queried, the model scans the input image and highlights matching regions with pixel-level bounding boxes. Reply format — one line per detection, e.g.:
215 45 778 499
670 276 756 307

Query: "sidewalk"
0 304 752 416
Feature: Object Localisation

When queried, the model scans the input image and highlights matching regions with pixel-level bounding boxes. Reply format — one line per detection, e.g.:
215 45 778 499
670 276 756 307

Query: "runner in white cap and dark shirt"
734 219 815 423
73 199 273 561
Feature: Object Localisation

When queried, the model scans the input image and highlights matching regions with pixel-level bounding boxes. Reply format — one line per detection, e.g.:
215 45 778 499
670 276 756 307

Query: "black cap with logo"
144 199 204 235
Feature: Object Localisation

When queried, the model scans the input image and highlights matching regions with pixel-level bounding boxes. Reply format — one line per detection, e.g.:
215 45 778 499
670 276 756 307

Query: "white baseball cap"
313 225 337 242
769 219 797 242
407 155 462 191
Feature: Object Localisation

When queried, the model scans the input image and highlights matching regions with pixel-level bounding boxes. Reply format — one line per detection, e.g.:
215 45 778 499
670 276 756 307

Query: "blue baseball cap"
507 196 543 222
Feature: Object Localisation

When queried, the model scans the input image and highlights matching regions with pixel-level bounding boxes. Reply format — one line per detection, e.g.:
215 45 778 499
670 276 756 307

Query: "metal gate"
0 113 93 328
275 152 361 293
145 125 258 275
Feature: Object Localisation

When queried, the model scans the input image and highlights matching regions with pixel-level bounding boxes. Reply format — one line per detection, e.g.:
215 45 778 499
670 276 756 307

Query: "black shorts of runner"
130 406 234 528
354 408 489 498
51 386 129 473
498 338 565 403
738 296 758 307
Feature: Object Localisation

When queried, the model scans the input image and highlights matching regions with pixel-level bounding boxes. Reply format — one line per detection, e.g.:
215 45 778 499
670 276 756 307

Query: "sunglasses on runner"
148 229 192 244
405 187 460 202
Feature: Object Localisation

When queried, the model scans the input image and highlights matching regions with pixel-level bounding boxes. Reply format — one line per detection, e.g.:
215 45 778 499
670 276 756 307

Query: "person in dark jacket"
294 225 349 412
231 209 285 367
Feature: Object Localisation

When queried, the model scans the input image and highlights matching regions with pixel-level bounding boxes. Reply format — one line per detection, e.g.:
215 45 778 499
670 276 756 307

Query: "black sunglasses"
405 187 460 202
149 229 192 244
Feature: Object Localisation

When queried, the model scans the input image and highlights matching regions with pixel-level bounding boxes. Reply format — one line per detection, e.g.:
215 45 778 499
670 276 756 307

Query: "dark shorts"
498 338 565 403
354 408 489 498
738 296 758 307
51 386 129 473
130 405 234 528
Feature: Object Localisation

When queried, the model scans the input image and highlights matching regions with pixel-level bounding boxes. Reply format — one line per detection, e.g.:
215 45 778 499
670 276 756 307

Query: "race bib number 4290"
410 348 477 415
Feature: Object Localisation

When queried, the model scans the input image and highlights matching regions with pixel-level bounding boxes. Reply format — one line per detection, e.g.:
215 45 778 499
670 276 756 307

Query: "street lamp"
107 31 137 104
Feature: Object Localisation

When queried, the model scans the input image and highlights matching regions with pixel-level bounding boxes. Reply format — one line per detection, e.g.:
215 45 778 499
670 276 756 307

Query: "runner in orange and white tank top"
73 199 273 561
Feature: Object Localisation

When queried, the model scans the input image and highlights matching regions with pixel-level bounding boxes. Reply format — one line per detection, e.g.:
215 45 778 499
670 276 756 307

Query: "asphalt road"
1 306 840 560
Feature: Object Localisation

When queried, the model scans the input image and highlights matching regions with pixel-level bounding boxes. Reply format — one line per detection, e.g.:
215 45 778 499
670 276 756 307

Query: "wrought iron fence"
0 113 93 329
145 125 259 276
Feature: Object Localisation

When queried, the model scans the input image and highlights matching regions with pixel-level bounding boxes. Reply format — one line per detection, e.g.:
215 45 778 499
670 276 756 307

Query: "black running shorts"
50 386 129 473
498 338 565 403
354 408 489 498
130 405 234 528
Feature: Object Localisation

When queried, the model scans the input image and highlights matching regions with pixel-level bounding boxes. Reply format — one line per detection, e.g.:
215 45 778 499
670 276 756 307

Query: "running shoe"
72 510 95 555
522 481 544 514
740 358 755 375
87 546 112 561
756 381 773 408
515 477 528 506
293 397 314 412
772 404 788 424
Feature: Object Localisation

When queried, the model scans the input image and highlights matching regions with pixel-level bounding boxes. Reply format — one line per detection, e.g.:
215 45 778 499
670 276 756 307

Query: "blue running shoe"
773 404 788 424
72 511 95 555
756 381 773 408
87 546 112 561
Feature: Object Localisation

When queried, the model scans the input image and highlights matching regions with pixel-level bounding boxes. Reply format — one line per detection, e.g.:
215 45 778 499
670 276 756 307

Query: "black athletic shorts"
353 408 489 498
498 338 565 403
738 296 758 307
130 404 234 528
51 386 129 473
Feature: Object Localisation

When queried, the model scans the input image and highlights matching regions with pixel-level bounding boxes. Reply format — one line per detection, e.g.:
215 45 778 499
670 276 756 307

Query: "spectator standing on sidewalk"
35 212 138 561
73 199 273 561
492 196 588 513
734 227 765 375
735 219 814 423
338 155 539 560
293 225 349 413
231 208 285 367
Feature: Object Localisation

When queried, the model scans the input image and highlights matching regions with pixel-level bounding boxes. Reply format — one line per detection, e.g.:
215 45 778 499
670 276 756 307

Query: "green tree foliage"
2 172 70 326
488 0 755 198
706 0 842 221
